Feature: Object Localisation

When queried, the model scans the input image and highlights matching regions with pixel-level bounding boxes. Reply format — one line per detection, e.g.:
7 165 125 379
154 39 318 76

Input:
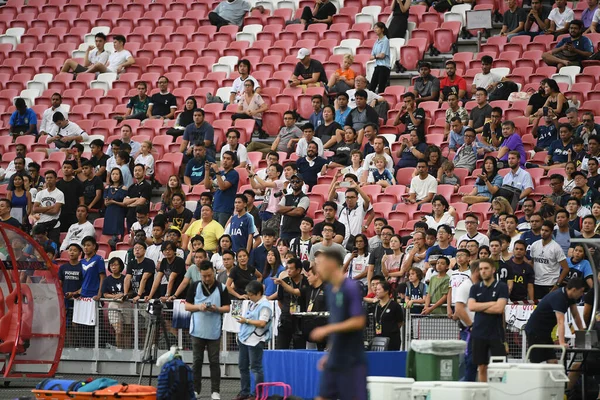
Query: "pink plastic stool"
255 382 292 400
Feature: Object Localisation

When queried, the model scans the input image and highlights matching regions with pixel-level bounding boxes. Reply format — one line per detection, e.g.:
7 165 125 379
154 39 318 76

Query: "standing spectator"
147 241 187 300
7 174 31 227
58 243 83 346
422 255 450 315
501 151 534 201
83 35 135 75
60 205 95 252
277 174 310 240
32 170 64 243
439 61 467 103
309 249 367 400
123 164 152 228
57 161 84 232
546 0 575 36
543 20 593 69
525 278 584 363
249 163 285 233
520 212 543 251
366 225 394 288
106 124 141 158
412 62 440 104
289 48 328 91
453 261 479 382
498 121 526 167
226 194 257 253
102 168 128 243
507 240 535 302
407 159 437 207
457 213 490 247
89 139 109 183
102 257 129 349
309 223 348 270
530 220 570 299
185 261 231 400
0 199 22 230
248 228 277 275
235 281 273 400
337 183 371 247
80 161 103 213
227 249 263 298
124 241 155 301
39 93 68 137
499 0 526 38
205 151 239 227
343 233 370 286
61 32 109 75
208 0 251 29
114 81 150 122
296 0 337 27
373 281 404 350
247 111 302 156
369 22 391 94
184 206 225 254
229 59 260 105
328 54 356 94
423 225 457 271
389 0 411 39
147 76 177 121
469 88 493 133
467 258 508 382
273 258 309 349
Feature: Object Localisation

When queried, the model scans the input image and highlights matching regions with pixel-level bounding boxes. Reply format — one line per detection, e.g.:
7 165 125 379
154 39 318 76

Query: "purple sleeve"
345 279 365 318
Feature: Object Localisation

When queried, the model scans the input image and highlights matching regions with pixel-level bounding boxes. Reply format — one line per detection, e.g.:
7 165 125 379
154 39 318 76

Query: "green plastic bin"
406 340 466 381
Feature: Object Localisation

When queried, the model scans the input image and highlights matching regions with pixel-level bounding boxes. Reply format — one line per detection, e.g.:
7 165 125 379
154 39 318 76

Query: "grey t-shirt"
469 104 492 130
503 7 527 32
414 75 440 99
368 246 394 275
309 242 348 262
276 126 303 152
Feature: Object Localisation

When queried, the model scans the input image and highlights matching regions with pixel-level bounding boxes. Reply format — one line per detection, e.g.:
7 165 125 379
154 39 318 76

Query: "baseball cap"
297 48 310 59
290 173 304 182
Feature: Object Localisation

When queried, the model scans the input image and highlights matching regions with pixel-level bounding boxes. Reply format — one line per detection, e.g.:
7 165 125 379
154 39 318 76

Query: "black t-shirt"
127 257 155 297
101 274 126 295
229 265 258 295
470 104 493 130
150 92 177 117
313 1 336 20
331 141 360 166
90 153 110 182
81 176 103 208
494 259 514 285
57 178 83 217
165 207 193 231
374 299 404 336
186 280 231 307
313 220 346 241
506 259 535 301
315 121 341 145
369 246 394 276
278 275 309 316
300 283 327 312
59 262 83 296
1 216 22 230
469 280 509 340
525 287 576 337
528 92 547 116
159 256 186 298
126 180 152 223
293 59 328 85
398 108 425 135
482 122 504 147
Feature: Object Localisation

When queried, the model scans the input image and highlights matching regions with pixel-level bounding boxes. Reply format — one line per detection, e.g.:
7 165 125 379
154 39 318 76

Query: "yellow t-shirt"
185 219 224 252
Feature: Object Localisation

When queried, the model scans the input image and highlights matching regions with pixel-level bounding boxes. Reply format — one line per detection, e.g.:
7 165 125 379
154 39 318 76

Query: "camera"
205 302 212 308
274 189 286 198
147 298 163 316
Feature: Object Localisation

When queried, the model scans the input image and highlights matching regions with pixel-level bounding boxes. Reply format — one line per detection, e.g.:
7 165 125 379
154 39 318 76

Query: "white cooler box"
411 381 490 400
488 362 568 400
367 377 415 400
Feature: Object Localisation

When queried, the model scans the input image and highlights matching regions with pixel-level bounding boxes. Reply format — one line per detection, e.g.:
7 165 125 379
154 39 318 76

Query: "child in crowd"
422 256 450 315
134 140 155 178
568 137 586 169
102 257 130 349
404 267 427 314
185 235 204 267
440 160 460 189
368 154 395 188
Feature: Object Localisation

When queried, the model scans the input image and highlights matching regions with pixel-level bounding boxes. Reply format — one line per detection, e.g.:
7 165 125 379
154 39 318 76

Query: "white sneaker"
211 392 221 400
194 392 200 399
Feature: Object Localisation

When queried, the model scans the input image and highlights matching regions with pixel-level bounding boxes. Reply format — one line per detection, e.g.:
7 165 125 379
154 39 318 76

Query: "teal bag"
77 378 119 392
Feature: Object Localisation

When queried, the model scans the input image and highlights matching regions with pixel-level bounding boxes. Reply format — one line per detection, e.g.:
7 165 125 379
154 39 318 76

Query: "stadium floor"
0 375 242 400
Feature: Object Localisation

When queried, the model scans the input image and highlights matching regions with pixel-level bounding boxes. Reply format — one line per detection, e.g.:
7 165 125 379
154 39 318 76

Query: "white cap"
296 48 310 59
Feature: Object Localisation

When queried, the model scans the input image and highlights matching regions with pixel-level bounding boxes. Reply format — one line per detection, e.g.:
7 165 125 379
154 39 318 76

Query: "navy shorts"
319 364 367 400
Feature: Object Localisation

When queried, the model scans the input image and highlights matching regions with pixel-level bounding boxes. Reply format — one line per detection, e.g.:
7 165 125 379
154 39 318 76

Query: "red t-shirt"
439 75 467 93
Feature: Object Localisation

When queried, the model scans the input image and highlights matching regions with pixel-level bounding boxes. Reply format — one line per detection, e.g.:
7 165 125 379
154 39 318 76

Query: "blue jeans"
238 340 265 396
214 211 231 228
460 329 477 382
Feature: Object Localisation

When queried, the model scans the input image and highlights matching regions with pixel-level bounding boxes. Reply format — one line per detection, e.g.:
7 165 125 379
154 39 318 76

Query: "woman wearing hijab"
167 96 198 138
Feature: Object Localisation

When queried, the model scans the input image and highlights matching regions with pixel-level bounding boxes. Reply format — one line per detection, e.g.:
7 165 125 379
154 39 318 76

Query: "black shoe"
258 130 269 139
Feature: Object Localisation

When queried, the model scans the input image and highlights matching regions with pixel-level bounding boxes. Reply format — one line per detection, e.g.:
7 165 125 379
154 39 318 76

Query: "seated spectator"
542 20 593 68
395 131 427 170
46 112 88 150
453 128 484 172
114 81 150 122
229 59 260 105
472 57 501 97
323 126 360 168
363 123 390 157
444 92 469 138
586 158 600 190
61 32 109 75
369 22 392 94
307 94 324 128
295 0 336 27
220 129 247 168
184 205 224 253
344 89 380 134
577 112 600 142
498 121 526 167
328 54 356 93
231 80 268 134
569 137 586 168
574 171 600 210
0 198 22 229
3 144 32 182
297 142 328 188
84 35 134 74
347 76 384 108
449 116 468 151
147 76 177 121
10 98 37 139
566 107 582 131
500 0 526 38
481 107 505 150
542 123 574 171
462 156 503 205
318 105 344 147
160 175 186 214
424 195 456 230
254 151 280 181
208 0 251 29
412 145 447 181
134 141 154 178
367 154 396 188
469 88 493 133
297 123 324 158
519 0 550 38
502 151 534 201
546 0 575 36
115 151 133 188
363 136 394 173
180 108 216 160
334 93 352 125
438 61 467 103
581 135 600 173
39 93 68 137
588 5 600 32
393 92 425 136
166 96 197 138
526 79 549 121
407 159 437 206
247 111 302 156
412 62 440 104
289 48 328 91
164 193 192 233
457 213 490 247
107 124 141 158
532 113 558 151
346 149 368 182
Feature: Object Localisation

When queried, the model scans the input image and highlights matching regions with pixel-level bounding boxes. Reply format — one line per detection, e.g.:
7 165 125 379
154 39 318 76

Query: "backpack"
373 101 390 124
156 358 195 400
488 81 519 101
